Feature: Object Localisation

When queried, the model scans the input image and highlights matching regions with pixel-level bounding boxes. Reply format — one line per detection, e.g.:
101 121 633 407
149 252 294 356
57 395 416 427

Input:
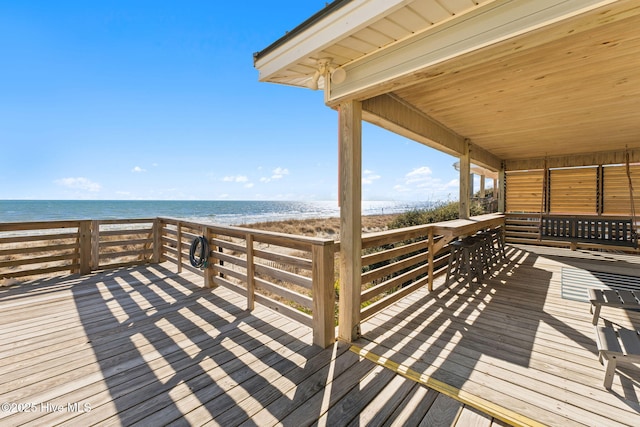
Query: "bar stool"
474 230 494 272
445 236 484 287
489 227 506 260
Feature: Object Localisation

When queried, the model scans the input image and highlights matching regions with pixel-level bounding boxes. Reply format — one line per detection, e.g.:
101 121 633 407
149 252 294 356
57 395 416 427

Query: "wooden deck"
0 263 509 426
358 244 640 427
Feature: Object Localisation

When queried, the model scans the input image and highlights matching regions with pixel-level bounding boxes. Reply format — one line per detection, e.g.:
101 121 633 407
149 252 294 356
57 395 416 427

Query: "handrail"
158 217 336 348
0 217 337 348
0 219 157 279
2 213 514 349
359 214 505 321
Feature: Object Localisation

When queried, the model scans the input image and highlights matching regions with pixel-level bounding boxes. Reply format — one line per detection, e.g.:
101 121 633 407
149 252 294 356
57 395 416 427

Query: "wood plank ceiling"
391 4 640 162
256 0 640 168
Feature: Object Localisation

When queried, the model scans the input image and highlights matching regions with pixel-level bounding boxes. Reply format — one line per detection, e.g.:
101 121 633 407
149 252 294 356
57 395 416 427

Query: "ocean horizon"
0 199 436 225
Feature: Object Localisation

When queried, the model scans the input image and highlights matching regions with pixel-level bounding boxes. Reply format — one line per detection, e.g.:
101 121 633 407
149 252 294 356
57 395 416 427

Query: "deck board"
359 244 640 427
1 262 507 426
3 245 638 426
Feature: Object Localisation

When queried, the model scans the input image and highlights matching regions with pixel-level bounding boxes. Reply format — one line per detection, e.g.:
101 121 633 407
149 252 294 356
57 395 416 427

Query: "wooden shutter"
506 170 543 213
603 164 640 215
549 167 597 214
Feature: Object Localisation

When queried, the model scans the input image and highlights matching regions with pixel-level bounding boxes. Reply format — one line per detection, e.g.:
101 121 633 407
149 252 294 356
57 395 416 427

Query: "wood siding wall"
507 164 640 216
549 167 598 214
603 164 640 215
505 170 544 213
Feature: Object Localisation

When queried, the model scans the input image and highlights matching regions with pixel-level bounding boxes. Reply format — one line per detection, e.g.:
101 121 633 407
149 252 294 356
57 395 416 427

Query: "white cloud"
444 179 458 189
260 167 290 183
244 183 254 188
363 169 381 185
271 167 289 179
393 184 411 193
223 175 249 183
405 166 433 184
395 166 459 199
55 177 101 192
132 166 146 173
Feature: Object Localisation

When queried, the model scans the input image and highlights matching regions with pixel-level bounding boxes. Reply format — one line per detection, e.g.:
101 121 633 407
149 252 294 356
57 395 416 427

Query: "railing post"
176 222 183 273
203 226 216 289
91 220 100 270
246 233 255 311
153 218 162 264
78 221 91 275
312 241 336 348
427 227 435 291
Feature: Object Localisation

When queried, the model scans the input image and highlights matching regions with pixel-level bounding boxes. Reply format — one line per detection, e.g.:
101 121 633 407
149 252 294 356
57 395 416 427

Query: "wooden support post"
338 100 362 342
459 139 471 219
498 164 506 213
470 173 474 200
176 222 183 273
152 219 162 264
493 178 498 199
203 227 216 289
480 175 486 199
427 227 435 291
91 220 100 270
78 221 91 275
246 233 255 311
312 242 336 348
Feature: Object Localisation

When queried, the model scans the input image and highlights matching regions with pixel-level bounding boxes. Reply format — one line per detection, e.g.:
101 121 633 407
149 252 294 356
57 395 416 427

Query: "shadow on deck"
0 263 506 426
357 244 640 426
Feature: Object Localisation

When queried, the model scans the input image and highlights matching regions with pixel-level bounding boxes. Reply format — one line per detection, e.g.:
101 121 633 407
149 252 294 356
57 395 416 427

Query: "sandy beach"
241 213 401 239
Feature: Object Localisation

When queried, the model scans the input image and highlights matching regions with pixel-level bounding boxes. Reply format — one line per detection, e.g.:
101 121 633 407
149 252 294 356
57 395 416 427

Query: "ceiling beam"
327 0 623 105
362 94 502 171
505 148 640 171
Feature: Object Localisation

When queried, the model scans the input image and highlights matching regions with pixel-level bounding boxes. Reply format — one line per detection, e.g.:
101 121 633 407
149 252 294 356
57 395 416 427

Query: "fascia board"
254 0 411 83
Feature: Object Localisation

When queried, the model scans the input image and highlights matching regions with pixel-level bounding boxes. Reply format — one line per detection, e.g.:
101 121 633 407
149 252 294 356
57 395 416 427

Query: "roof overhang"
255 0 640 171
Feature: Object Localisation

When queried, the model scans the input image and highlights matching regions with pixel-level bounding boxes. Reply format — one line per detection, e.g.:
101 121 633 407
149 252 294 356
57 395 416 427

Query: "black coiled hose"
189 236 209 269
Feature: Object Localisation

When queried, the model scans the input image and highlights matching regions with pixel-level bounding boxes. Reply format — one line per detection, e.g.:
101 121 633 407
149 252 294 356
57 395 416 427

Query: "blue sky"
0 1 472 202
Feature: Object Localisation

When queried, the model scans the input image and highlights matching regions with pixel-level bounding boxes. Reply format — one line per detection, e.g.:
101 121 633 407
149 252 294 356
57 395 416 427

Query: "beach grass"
240 213 401 238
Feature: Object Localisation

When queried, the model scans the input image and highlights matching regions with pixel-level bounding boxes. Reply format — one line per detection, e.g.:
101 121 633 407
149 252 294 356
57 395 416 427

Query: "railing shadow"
68 263 336 425
358 244 640 422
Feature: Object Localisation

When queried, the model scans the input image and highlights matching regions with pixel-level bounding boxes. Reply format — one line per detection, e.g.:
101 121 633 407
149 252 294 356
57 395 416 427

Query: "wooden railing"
158 217 336 348
0 219 158 280
359 225 451 320
2 214 512 348
358 214 506 321
90 219 159 270
0 217 336 347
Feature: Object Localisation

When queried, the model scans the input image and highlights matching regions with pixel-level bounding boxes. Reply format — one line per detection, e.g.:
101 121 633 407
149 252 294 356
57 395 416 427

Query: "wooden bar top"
431 213 505 237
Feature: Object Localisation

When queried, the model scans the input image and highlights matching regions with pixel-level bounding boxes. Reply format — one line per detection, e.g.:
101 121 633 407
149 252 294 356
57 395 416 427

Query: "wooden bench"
588 288 640 325
594 326 640 389
541 215 637 249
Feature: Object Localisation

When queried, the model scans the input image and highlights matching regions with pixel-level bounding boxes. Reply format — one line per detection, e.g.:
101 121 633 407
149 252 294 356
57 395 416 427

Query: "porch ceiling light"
307 58 347 90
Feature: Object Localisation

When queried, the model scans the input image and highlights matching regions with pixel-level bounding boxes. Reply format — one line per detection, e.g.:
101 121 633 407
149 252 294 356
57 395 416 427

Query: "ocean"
0 200 434 225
